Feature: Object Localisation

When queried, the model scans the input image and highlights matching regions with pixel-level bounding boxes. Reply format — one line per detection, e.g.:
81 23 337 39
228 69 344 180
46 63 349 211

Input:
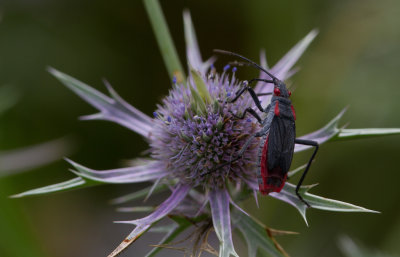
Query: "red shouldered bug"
214 50 319 207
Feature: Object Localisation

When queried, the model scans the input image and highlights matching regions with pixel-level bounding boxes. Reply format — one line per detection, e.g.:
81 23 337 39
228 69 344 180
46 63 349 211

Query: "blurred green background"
0 0 399 256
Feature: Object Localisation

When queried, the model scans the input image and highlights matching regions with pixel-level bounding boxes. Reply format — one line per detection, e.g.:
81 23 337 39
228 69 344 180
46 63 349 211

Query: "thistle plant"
13 1 400 256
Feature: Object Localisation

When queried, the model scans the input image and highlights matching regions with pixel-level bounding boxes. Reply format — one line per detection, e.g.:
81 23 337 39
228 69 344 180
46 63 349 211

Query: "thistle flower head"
12 8 397 257
151 69 260 189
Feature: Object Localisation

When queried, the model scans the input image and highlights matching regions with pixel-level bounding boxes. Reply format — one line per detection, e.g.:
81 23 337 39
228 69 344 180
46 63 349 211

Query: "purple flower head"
13 8 392 257
151 69 259 189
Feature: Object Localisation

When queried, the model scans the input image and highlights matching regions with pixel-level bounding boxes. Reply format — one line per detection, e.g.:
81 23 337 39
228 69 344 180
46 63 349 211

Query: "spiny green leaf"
148 223 178 234
48 67 110 105
232 210 287 257
272 29 318 79
12 158 165 198
117 206 156 213
188 83 207 115
287 163 308 178
305 191 378 213
10 177 102 198
109 184 191 257
272 183 378 225
183 10 215 74
209 189 239 257
110 184 168 205
295 108 346 152
190 65 212 104
48 68 152 138
66 159 166 184
334 128 400 141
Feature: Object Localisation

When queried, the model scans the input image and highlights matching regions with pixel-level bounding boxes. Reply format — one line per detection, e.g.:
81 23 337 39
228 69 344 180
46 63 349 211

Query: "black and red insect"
215 50 319 206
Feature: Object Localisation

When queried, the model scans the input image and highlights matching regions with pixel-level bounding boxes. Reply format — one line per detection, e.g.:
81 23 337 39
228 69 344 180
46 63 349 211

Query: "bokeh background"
0 0 399 256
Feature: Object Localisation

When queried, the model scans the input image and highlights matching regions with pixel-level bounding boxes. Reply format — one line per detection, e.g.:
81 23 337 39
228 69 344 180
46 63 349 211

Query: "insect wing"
267 116 295 174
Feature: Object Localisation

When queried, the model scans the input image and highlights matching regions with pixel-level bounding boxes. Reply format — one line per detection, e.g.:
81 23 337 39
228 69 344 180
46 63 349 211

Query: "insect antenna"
228 60 251 67
214 49 279 81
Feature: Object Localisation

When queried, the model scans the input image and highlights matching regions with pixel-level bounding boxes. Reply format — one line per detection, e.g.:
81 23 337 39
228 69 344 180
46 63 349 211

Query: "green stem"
143 0 186 83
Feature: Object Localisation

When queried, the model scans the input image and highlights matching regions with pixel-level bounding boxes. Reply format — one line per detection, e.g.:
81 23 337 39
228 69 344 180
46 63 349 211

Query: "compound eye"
274 87 281 96
288 90 292 97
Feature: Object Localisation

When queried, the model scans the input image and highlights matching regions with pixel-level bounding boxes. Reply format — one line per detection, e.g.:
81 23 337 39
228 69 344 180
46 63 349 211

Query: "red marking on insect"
291 105 296 120
274 87 281 96
288 90 292 96
274 101 280 116
259 135 288 195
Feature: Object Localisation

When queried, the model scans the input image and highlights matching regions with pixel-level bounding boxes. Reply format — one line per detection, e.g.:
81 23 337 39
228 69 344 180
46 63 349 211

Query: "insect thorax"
271 97 295 120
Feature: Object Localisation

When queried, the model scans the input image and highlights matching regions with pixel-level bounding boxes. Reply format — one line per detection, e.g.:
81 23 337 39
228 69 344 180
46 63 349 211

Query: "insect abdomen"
258 135 287 195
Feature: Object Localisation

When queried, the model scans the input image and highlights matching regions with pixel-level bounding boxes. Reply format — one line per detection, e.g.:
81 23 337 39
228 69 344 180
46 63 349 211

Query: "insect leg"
225 131 264 166
293 139 319 208
230 108 263 124
237 131 264 156
229 77 276 110
247 79 275 97
247 78 274 85
229 85 265 112
256 92 273 97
